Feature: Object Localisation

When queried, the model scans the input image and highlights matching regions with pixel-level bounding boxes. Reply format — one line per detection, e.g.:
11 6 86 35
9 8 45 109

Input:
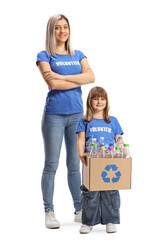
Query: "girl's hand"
80 153 88 166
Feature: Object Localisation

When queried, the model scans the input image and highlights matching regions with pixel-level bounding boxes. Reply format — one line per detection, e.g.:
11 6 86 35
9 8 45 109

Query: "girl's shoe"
74 210 82 222
79 224 92 234
45 211 60 229
106 223 117 233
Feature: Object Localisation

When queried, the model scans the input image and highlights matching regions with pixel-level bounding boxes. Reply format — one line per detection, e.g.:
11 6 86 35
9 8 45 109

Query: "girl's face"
91 96 107 112
55 18 70 44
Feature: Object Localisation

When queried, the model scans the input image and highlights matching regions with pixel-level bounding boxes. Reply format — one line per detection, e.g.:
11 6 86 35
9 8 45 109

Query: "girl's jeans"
81 185 120 226
41 113 83 212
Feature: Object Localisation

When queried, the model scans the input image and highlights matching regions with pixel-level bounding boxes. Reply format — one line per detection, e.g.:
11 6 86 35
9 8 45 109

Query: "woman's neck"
55 44 68 54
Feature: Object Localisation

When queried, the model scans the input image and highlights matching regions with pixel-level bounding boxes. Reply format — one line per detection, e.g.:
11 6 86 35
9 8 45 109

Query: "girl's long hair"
84 86 111 123
45 14 75 57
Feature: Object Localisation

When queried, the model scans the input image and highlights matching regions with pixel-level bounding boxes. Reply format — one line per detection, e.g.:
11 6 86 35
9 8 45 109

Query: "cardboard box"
83 156 132 191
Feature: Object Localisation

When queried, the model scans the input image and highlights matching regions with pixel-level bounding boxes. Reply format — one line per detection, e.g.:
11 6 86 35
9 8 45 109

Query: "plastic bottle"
108 147 114 158
92 138 97 143
85 135 94 153
116 136 124 157
99 137 106 147
114 146 121 158
90 143 98 157
98 146 106 158
123 144 131 158
98 137 109 153
117 136 123 149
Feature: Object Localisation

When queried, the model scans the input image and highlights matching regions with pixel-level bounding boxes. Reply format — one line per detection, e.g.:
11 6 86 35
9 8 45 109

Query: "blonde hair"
45 14 75 57
84 86 111 123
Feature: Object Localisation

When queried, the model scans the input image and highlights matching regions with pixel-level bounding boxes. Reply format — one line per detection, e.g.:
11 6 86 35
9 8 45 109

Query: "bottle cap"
118 136 122 139
101 146 105 150
115 146 120 150
109 147 113 151
92 143 97 146
124 144 129 147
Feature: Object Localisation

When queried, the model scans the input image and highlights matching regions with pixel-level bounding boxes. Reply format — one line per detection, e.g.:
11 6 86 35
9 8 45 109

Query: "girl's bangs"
91 89 107 100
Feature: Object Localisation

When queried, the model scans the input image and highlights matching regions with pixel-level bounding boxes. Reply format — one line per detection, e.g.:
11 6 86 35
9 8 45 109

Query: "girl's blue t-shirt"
36 50 86 114
77 117 123 147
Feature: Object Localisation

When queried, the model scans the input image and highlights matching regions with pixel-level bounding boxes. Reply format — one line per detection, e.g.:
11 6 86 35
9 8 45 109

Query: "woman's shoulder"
37 50 51 57
36 50 51 62
36 50 54 65
74 50 87 60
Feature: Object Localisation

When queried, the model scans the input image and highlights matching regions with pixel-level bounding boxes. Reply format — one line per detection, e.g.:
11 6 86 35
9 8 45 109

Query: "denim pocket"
110 190 120 210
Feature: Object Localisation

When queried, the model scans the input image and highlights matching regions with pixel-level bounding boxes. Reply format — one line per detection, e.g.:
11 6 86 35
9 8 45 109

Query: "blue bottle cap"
89 135 94 138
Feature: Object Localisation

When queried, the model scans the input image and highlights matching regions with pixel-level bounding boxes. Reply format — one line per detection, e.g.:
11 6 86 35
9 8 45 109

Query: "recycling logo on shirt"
101 164 121 183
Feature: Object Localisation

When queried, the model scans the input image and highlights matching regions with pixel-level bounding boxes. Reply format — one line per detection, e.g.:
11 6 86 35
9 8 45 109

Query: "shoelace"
47 211 55 220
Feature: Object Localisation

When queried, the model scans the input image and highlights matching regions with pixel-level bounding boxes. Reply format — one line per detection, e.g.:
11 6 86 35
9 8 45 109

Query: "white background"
0 0 160 239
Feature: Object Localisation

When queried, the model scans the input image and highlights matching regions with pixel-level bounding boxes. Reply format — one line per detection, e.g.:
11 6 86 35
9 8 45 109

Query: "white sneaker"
106 223 117 233
45 211 60 229
79 224 92 234
74 210 82 222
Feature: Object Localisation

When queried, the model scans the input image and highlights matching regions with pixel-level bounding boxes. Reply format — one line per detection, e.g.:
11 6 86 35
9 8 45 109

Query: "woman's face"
55 18 70 44
91 97 107 112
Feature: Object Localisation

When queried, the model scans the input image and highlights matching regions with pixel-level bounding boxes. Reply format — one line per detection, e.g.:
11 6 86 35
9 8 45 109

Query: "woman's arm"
62 58 95 84
44 58 95 85
77 132 88 166
38 61 81 90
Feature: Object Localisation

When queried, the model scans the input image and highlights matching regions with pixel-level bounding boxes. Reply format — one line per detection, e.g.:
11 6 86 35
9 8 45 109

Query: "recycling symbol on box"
101 164 121 183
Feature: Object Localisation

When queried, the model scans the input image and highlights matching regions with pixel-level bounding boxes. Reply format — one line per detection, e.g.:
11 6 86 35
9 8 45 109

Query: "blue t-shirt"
77 116 123 147
36 50 86 114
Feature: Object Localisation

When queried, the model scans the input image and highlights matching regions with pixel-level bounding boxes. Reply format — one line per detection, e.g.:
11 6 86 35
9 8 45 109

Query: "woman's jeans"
41 112 83 212
81 185 120 226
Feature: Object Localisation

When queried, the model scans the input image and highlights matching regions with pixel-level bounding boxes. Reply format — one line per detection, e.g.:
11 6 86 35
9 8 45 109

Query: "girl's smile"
91 97 107 112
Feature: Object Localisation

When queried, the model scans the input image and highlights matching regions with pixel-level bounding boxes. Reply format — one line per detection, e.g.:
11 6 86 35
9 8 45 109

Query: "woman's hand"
79 153 88 166
44 71 64 81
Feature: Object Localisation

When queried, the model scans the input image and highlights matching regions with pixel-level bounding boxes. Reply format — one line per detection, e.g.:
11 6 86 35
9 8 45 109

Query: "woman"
36 14 95 229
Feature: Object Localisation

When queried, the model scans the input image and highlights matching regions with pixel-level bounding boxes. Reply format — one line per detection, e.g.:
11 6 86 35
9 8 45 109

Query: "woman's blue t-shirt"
77 117 123 147
36 50 86 114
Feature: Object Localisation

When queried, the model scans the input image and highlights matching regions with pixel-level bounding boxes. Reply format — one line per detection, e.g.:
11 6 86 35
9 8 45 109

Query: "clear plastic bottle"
90 143 98 157
92 138 97 143
85 135 94 153
108 146 114 158
99 137 106 147
116 136 124 157
114 146 121 158
117 136 123 149
123 144 131 158
98 146 106 158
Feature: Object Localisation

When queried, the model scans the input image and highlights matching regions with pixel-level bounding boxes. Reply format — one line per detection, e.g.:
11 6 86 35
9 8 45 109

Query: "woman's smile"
55 19 70 43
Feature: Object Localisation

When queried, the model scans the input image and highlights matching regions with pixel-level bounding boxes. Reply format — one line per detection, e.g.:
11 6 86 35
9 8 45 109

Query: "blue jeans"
81 185 120 226
41 112 83 212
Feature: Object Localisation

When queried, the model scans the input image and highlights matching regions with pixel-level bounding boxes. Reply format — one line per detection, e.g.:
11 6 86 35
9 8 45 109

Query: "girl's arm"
77 132 88 166
38 61 81 90
44 58 95 85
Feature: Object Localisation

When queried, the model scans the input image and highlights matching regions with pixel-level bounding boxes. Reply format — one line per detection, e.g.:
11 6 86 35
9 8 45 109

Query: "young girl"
77 86 123 234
